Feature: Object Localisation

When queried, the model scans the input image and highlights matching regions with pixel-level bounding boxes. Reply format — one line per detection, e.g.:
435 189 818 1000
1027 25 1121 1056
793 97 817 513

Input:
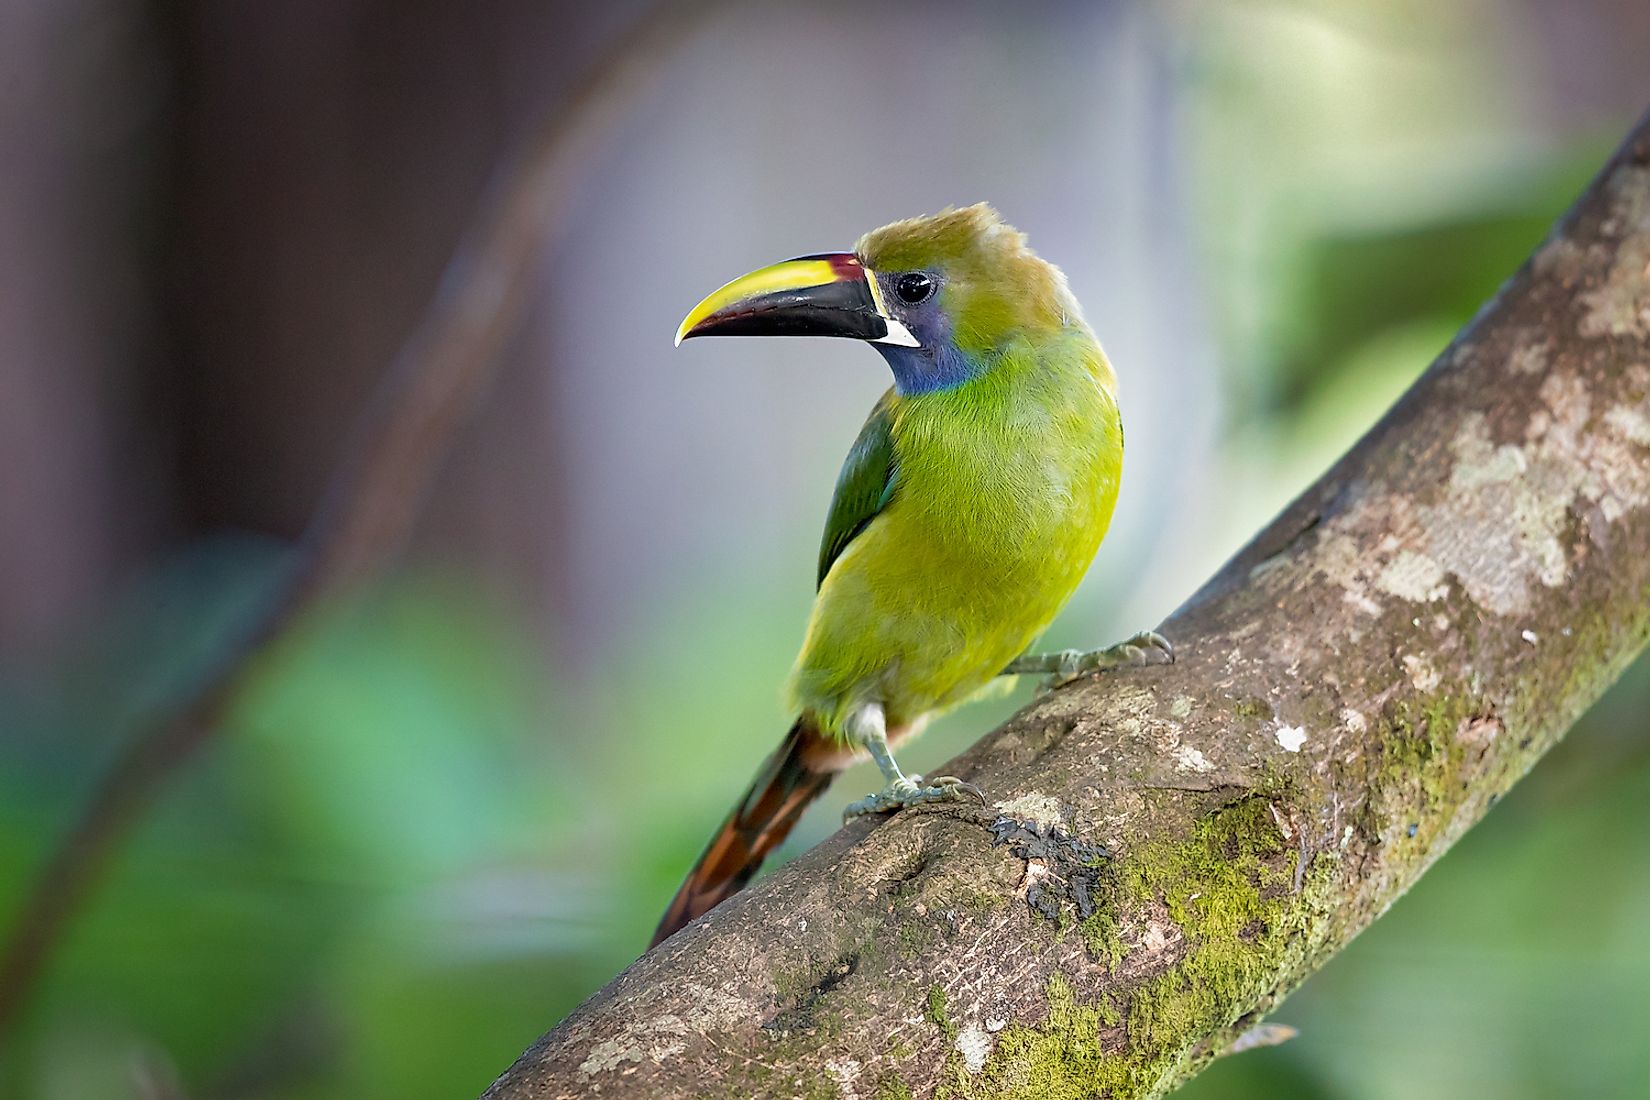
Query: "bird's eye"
894 272 936 306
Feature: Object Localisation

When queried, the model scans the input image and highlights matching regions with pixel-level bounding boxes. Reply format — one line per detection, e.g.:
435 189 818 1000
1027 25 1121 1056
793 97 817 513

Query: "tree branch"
482 109 1650 1099
0 0 717 1043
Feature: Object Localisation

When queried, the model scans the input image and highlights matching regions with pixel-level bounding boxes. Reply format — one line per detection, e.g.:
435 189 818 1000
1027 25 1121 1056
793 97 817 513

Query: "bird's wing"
817 389 899 589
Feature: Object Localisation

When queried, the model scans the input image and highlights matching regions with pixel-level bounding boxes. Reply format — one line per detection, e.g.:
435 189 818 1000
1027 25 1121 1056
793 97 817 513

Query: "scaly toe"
843 789 898 822
1050 649 1082 678
1128 630 1174 664
843 776 988 821
906 782 987 808
925 775 986 802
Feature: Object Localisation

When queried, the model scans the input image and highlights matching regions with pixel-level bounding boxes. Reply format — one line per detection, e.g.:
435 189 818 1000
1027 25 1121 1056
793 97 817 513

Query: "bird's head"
676 204 1087 395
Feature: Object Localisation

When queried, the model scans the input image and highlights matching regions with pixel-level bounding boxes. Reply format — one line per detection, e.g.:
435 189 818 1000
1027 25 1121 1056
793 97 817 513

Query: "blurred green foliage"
3 3 1648 1098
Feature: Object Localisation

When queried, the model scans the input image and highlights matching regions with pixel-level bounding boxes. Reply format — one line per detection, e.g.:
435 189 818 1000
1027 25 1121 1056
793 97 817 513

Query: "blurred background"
1 0 1647 1097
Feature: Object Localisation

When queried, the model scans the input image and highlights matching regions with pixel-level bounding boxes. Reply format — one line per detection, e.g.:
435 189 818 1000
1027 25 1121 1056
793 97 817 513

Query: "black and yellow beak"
675 252 919 347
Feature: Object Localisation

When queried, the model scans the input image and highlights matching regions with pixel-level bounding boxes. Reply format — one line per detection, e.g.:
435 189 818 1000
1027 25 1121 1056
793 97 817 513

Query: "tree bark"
485 111 1650 1100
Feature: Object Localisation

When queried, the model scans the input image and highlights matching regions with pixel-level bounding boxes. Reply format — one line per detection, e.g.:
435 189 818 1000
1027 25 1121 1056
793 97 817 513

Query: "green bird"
653 204 1169 946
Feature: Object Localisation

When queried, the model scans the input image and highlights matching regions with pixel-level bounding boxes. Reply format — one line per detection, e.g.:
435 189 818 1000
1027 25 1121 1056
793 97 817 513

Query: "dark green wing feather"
817 391 898 589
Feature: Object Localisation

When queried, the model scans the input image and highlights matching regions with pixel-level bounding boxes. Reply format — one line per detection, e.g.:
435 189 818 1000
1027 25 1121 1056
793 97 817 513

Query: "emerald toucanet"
653 204 1169 946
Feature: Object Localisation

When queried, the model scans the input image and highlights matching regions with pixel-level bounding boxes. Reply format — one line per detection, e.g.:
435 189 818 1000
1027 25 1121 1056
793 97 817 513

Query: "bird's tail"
651 718 841 947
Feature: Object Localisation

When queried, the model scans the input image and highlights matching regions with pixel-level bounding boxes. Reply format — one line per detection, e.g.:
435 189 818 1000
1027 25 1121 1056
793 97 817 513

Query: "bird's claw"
843 774 987 822
1038 631 1175 693
1114 629 1175 667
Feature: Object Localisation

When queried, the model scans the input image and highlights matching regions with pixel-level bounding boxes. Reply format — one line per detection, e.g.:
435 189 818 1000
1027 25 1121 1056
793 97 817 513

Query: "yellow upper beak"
674 253 918 347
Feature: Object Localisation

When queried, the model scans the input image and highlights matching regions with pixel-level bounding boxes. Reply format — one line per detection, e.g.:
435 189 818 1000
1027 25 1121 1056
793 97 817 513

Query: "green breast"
788 334 1123 735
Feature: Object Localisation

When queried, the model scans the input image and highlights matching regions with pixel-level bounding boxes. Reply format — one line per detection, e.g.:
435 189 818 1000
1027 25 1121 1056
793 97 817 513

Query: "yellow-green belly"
787 349 1122 737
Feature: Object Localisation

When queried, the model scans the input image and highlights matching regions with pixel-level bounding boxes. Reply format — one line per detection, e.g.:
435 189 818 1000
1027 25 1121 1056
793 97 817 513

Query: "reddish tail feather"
651 719 841 947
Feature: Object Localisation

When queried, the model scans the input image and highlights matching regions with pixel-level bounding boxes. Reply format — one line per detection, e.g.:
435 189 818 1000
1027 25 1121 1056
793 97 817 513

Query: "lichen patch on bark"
1580 165 1650 338
1305 357 1650 625
993 792 1067 829
955 1023 994 1073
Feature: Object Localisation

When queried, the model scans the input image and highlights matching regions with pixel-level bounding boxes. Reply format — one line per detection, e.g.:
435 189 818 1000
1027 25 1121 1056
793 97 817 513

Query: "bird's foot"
1010 630 1175 692
843 774 986 822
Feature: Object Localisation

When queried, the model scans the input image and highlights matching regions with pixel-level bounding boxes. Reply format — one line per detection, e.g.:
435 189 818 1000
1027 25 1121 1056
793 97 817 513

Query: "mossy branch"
482 109 1650 1099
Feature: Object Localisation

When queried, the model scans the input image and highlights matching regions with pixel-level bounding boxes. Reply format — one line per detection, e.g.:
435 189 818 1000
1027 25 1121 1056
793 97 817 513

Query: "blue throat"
876 340 983 396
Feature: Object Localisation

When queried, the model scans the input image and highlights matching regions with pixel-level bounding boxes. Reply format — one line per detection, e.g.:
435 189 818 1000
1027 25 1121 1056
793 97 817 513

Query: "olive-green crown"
855 203 1086 356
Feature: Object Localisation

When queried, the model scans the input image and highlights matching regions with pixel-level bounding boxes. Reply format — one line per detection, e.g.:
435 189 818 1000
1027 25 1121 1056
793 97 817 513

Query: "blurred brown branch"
480 111 1650 1098
0 0 716 1043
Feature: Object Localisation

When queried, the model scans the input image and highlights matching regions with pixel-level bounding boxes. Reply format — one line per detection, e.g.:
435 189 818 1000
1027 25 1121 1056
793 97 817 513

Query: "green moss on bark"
949 973 1145 1099
1078 907 1125 973
928 985 959 1042
958 797 1338 1098
874 1075 916 1100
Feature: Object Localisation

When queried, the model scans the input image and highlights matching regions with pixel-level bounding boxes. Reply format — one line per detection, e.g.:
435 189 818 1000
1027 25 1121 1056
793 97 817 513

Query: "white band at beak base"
872 317 921 347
